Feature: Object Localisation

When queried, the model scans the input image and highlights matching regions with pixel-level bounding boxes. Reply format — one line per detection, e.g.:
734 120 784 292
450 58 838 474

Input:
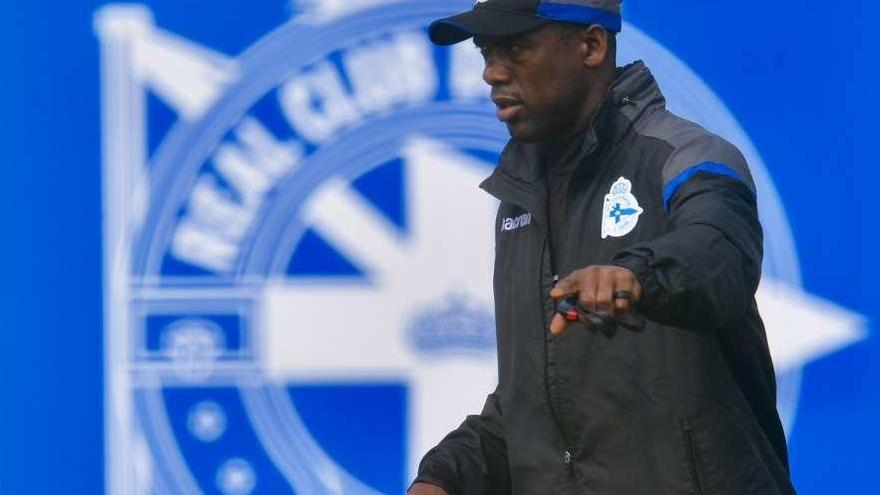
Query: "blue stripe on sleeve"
536 3 622 33
662 162 749 210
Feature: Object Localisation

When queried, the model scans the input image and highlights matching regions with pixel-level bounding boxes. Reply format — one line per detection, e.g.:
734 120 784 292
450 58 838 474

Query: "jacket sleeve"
411 389 509 495
612 135 763 332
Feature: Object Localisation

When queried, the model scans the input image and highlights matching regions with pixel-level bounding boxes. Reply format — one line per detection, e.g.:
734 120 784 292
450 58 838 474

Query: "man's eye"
508 43 527 58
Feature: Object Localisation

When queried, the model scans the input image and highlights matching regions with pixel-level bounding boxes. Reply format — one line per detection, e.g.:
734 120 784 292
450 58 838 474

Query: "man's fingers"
613 294 631 314
612 272 634 315
549 266 643 333
595 269 616 315
550 314 569 335
556 267 599 312
614 267 646 315
578 277 599 312
549 274 579 299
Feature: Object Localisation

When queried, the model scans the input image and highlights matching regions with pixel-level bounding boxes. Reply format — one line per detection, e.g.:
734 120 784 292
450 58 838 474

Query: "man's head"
429 0 621 142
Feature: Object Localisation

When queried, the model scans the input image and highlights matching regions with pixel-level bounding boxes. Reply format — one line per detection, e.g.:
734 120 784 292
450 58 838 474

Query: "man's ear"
581 25 610 69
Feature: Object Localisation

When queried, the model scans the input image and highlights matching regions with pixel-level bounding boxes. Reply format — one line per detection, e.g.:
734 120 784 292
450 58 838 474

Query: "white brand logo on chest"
502 212 532 232
602 177 644 239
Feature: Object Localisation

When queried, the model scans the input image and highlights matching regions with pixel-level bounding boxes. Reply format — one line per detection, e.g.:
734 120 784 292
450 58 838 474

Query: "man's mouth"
492 96 524 122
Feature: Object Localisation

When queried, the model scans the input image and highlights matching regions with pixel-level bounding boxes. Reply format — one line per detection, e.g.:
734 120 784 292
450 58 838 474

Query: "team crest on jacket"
602 177 644 239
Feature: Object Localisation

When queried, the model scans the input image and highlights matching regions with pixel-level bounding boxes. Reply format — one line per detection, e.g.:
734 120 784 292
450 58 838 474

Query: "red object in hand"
556 298 581 322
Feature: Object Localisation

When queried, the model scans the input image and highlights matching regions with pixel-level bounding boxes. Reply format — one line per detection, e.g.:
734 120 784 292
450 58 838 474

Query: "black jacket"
414 62 796 495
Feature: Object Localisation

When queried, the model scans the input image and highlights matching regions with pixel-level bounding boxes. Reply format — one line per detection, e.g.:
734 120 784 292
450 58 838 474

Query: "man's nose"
483 56 511 86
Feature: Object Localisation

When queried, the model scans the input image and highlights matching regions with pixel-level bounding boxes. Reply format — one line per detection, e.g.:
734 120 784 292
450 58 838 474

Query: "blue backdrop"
1 1 878 494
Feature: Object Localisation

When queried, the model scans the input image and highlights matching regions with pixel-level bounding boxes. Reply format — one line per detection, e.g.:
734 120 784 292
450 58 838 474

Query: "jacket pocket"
682 419 707 495
678 410 777 495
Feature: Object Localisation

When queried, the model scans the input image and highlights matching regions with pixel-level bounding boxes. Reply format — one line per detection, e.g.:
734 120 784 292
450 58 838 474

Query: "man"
409 1 797 494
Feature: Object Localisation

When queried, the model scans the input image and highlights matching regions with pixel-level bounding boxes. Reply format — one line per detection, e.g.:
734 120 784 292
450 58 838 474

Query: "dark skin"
410 23 641 495
480 23 613 142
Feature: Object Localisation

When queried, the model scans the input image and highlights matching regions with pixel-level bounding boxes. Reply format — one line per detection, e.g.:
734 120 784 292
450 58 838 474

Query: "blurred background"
1 1 879 494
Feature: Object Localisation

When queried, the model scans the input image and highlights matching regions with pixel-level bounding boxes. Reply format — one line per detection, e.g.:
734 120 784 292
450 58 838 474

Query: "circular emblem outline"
121 2 808 493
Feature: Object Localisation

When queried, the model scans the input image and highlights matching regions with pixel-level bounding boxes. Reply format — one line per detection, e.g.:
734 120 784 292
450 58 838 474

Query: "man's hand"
549 265 642 335
407 482 449 495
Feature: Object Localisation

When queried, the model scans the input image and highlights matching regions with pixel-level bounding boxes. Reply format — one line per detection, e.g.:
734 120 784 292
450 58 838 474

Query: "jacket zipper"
682 421 706 495
539 236 577 472
484 170 578 471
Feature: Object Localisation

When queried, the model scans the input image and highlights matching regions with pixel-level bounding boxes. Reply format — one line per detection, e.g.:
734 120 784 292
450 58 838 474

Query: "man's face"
476 24 593 142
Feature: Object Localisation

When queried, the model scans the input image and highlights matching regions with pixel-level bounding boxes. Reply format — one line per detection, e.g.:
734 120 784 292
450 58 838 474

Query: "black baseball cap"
428 0 622 46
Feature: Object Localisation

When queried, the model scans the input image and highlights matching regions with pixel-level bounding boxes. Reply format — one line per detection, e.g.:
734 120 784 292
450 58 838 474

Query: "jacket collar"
480 61 665 221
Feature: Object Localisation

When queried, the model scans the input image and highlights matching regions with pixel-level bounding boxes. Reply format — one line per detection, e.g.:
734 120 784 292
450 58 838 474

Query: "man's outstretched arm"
549 136 761 334
409 390 509 495
611 136 763 331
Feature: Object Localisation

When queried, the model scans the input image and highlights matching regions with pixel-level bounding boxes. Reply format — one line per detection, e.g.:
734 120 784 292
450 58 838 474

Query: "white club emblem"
601 177 644 239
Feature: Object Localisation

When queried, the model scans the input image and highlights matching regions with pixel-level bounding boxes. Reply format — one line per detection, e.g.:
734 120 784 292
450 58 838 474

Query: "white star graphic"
758 280 866 373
